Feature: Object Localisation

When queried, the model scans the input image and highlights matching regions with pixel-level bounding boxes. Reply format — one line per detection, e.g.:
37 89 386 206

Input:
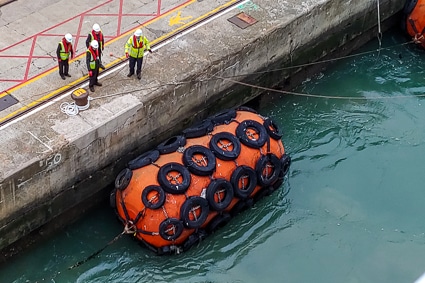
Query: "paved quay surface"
0 0 243 120
0 0 404 253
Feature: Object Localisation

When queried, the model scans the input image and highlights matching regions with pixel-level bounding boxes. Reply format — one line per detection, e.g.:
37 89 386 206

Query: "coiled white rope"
60 97 92 116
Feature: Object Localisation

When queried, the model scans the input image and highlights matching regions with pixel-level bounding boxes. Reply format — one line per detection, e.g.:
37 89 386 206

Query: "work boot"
95 82 102 86
99 64 105 70
61 75 66 80
89 86 95 92
127 72 134 77
65 73 71 77
137 73 141 80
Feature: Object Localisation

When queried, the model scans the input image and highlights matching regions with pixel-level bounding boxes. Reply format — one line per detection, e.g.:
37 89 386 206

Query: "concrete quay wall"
0 0 404 253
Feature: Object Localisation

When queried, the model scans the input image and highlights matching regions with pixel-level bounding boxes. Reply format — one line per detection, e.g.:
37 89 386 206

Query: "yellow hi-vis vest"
59 42 71 60
87 48 98 70
125 35 150 58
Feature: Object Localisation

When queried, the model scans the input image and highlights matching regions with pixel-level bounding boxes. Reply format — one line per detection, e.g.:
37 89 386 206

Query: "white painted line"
0 0 249 131
27 130 53 152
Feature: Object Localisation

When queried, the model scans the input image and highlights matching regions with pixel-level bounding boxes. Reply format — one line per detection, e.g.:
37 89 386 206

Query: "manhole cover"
0 94 19 111
228 12 257 29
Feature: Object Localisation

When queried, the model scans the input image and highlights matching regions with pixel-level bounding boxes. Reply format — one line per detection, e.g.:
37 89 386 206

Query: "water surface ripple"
2 28 425 283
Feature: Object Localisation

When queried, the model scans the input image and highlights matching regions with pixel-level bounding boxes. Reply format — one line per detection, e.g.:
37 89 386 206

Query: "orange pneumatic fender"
405 0 425 48
113 108 291 254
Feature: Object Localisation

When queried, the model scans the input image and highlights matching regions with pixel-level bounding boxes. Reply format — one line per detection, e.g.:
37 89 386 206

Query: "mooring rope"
48 40 416 113
215 75 425 100
377 0 382 46
91 41 416 102
376 0 383 60
68 221 136 270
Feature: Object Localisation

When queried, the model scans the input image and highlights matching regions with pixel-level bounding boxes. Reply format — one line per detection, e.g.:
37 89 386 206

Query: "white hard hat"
93 23 101 32
65 33 72 43
91 40 99 49
134 29 142 37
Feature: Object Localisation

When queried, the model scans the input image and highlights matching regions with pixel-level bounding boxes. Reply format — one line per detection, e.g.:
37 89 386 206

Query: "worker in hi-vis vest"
86 23 105 69
56 33 74 80
125 29 152 80
86 40 102 92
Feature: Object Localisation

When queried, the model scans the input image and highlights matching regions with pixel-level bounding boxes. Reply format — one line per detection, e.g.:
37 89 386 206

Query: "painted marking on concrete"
153 0 249 50
0 0 193 124
104 0 197 46
0 0 194 97
0 185 4 206
169 11 193 26
237 1 259 11
0 0 115 89
39 153 62 169
0 0 248 130
27 131 53 152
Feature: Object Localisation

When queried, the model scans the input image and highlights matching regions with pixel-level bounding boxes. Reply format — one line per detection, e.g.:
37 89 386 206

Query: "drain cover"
0 93 19 111
228 12 257 29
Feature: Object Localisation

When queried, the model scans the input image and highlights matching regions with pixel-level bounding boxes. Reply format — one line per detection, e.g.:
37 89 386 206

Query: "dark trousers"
58 59 69 76
98 51 103 65
128 56 144 75
89 67 99 87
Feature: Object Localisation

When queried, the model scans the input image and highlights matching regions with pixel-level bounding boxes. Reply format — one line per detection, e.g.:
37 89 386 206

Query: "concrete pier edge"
0 0 405 259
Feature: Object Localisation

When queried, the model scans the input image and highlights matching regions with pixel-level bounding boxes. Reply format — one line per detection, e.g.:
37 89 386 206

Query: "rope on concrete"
23 40 411 106
50 40 414 112
60 97 92 116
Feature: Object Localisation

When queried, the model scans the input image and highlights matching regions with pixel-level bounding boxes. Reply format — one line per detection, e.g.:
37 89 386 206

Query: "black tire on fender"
210 109 236 125
182 230 208 251
183 119 214 138
237 106 258 114
263 118 283 140
128 149 160 170
157 135 186 154
180 197 210 229
253 186 273 203
206 179 234 211
183 145 216 176
272 154 291 191
230 198 254 216
231 165 257 199
255 154 282 187
209 132 241 161
272 170 285 191
115 168 133 191
157 162 191 194
236 120 268 149
281 153 291 176
182 234 200 252
159 218 184 241
141 185 166 209
206 212 231 233
403 0 418 14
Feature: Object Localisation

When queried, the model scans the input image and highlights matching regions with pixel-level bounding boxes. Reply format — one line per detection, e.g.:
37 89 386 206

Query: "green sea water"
2 27 425 283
